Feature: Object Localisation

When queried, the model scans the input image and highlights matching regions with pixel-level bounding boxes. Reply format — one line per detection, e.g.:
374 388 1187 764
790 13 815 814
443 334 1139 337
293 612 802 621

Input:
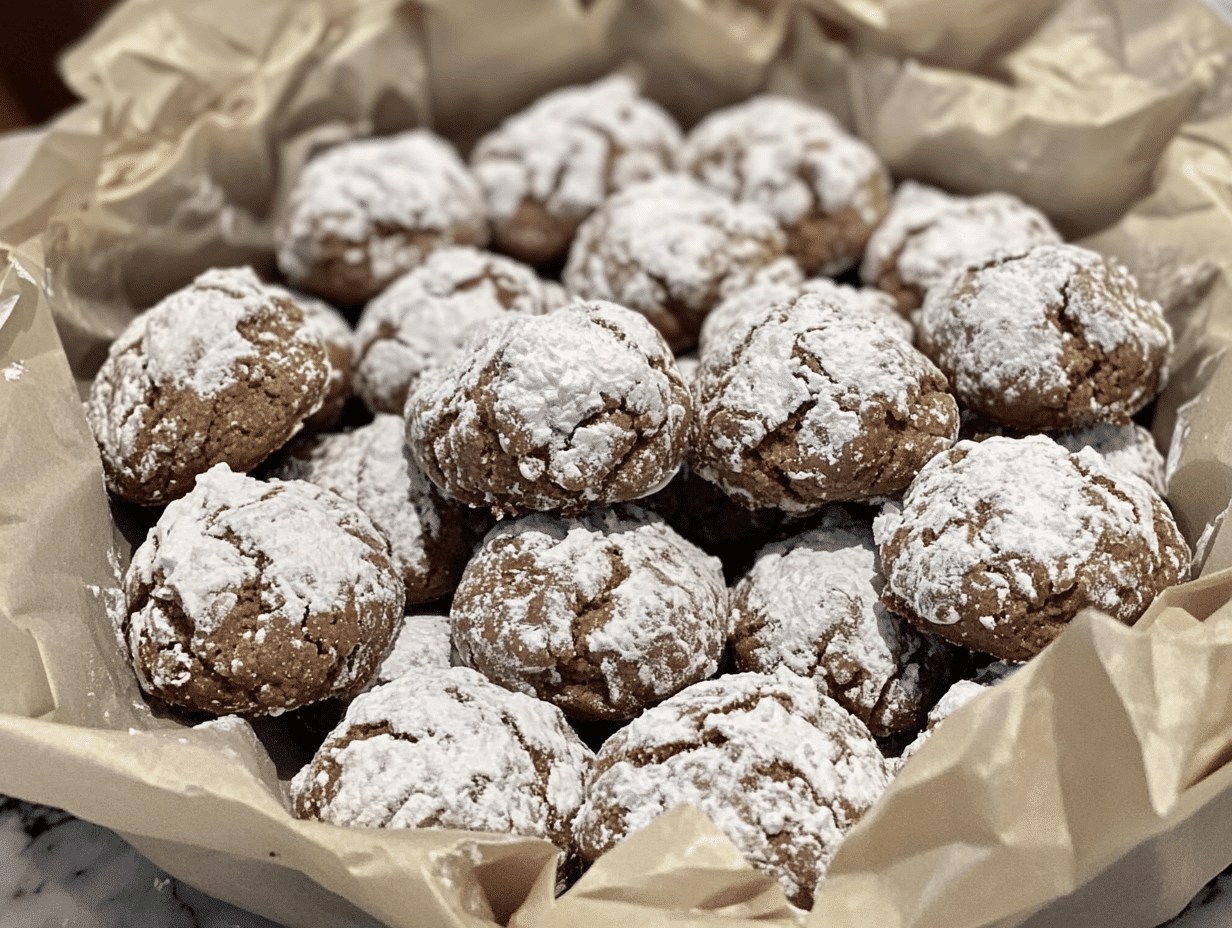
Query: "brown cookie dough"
86 267 329 506
692 289 959 512
681 95 891 276
470 73 682 266
730 507 959 737
122 464 405 716
290 666 592 882
275 129 488 306
267 284 354 432
352 246 565 415
268 415 478 605
571 668 892 909
405 300 693 518
859 181 1062 315
874 436 1191 661
916 243 1173 432
451 505 729 721
562 173 790 351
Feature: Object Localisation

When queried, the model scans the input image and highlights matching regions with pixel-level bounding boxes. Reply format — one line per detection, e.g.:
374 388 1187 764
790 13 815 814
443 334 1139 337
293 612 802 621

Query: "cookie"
405 300 692 517
267 415 477 605
451 505 729 721
562 173 790 351
874 436 1191 661
290 666 592 884
368 614 455 688
352 246 566 415
681 95 891 275
86 267 329 506
859 181 1062 314
275 129 488 306
122 464 404 716
729 507 959 737
898 661 1020 766
470 73 682 266
571 668 892 909
267 284 354 432
916 243 1172 432
692 289 959 512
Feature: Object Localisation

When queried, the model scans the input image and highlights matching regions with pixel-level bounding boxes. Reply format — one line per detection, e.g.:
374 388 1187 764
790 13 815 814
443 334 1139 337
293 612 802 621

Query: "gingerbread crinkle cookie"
353 245 565 415
275 129 488 305
470 73 683 266
266 284 355 432
916 243 1172 432
86 267 329 506
406 300 692 517
563 173 790 351
682 95 891 276
874 436 1190 661
692 289 958 512
451 505 729 721
122 464 404 716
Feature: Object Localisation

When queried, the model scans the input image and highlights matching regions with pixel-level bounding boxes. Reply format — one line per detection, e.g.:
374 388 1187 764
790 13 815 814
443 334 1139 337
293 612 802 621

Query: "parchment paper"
3 1 1232 926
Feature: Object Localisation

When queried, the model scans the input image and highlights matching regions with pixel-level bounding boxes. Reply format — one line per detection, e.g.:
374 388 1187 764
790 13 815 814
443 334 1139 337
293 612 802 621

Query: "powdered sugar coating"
275 130 488 305
874 436 1190 660
859 181 1062 314
572 668 892 909
353 246 565 415
267 284 354 431
730 508 957 737
370 615 454 687
898 661 1020 766
451 505 729 721
916 243 1172 432
471 74 682 265
406 300 692 517
290 667 593 871
267 415 475 604
123 464 404 715
563 173 790 351
682 95 891 275
86 267 328 505
692 289 958 512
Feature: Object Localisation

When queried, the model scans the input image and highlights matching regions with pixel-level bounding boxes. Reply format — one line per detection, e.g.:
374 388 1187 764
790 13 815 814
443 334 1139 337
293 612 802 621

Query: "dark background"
0 2 118 131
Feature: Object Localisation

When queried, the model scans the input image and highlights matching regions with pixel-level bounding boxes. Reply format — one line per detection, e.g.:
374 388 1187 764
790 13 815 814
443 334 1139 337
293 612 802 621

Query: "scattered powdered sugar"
407 300 691 515
859 180 1061 295
682 95 889 226
873 436 1187 628
1054 422 1167 496
451 505 729 720
562 174 787 348
291 666 592 854
471 73 682 225
354 246 563 414
369 614 455 687
572 667 891 908
2 360 24 381
730 509 955 736
124 463 402 698
276 129 486 285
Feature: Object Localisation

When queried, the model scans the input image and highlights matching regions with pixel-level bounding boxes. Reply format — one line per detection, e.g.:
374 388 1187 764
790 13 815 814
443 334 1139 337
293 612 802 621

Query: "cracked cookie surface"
916 243 1173 432
122 464 404 716
353 246 565 415
730 507 959 737
692 288 958 512
405 300 693 517
873 436 1190 661
290 666 593 882
450 505 729 721
275 129 488 305
86 267 329 506
562 173 790 351
470 74 682 266
571 667 892 909
681 95 891 276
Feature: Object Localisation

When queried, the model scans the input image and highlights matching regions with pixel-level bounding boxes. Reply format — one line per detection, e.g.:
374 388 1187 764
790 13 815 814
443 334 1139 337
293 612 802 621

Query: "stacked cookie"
82 72 1191 912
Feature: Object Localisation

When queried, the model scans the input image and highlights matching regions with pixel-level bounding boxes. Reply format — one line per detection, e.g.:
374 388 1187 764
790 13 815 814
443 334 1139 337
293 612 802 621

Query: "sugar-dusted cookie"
122 464 404 716
86 267 329 506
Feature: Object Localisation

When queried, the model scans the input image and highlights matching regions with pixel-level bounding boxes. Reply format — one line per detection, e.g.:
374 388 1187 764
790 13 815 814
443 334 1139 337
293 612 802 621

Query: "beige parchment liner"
2 0 1232 926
